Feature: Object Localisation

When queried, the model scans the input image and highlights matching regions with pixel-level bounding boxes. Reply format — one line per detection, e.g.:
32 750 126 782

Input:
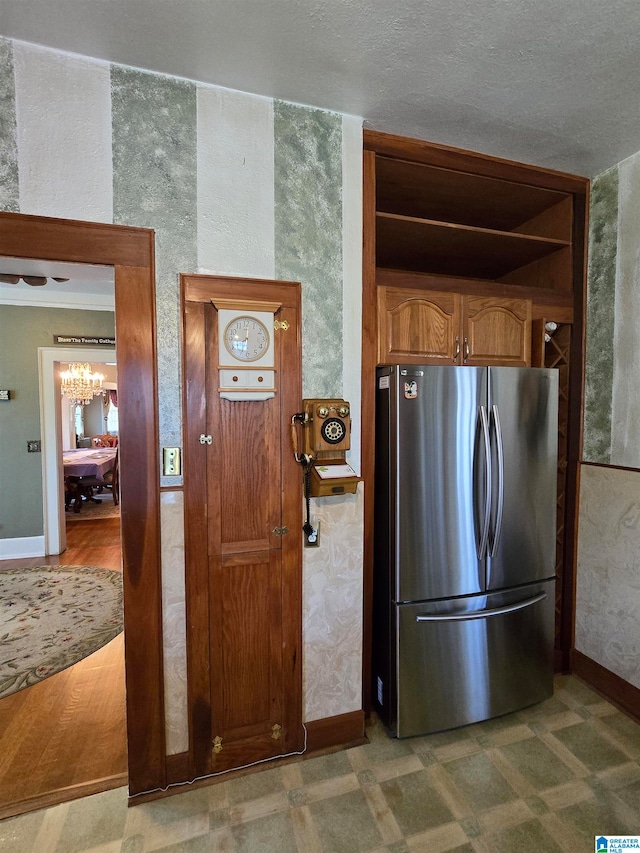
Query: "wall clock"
223 315 270 363
215 303 280 401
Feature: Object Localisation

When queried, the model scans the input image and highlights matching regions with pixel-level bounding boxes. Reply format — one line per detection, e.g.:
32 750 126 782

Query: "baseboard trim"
0 772 127 821
130 710 367 806
304 709 366 752
0 535 45 559
572 649 640 723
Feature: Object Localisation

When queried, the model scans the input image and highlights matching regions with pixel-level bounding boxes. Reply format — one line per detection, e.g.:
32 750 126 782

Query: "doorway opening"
0 211 165 812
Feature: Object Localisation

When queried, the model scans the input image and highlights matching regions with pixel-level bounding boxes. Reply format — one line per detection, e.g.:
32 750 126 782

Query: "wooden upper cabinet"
378 287 461 364
463 296 531 367
378 287 531 367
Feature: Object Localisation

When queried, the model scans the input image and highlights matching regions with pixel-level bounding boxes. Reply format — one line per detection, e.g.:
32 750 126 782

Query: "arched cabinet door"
378 286 462 365
463 296 532 367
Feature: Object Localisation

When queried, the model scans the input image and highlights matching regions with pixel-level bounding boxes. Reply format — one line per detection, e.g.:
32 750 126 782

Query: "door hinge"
212 735 223 754
272 526 289 536
199 434 213 445
274 319 290 331
271 723 282 740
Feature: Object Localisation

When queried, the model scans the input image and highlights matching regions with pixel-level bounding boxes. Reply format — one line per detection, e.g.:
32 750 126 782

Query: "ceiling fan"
0 274 69 286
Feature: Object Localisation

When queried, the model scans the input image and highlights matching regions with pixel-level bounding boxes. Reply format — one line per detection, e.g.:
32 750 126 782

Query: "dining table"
63 448 117 512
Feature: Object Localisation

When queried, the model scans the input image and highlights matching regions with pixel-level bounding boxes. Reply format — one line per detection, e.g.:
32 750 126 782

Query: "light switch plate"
163 446 181 476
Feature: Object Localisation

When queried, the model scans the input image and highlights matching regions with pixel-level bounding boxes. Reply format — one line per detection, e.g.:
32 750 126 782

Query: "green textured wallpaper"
111 66 198 479
274 101 343 398
583 167 618 463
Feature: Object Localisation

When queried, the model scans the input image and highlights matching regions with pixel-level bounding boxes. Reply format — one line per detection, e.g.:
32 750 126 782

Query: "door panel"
487 367 558 591
182 275 303 777
216 396 280 554
396 365 486 602
210 552 283 750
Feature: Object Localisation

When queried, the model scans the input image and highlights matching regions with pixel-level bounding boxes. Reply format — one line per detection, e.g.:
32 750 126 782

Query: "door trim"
0 211 165 796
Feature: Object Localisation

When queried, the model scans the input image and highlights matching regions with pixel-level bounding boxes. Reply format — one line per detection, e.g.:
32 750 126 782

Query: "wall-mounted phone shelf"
309 463 360 497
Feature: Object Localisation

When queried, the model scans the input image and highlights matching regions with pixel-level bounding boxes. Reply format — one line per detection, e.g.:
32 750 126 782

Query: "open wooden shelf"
376 212 570 280
376 155 572 239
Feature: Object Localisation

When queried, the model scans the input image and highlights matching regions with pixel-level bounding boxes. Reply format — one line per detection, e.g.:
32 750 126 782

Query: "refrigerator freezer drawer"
395 580 554 738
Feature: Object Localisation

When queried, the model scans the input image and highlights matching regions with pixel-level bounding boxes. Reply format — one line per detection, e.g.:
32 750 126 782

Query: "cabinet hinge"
274 319 290 331
272 526 289 536
271 723 282 740
212 735 223 754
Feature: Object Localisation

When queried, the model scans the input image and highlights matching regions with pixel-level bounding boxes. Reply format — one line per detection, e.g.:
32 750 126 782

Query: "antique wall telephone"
291 398 359 544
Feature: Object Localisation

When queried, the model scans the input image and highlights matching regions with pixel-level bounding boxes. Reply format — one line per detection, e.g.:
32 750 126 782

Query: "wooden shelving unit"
377 212 570 280
361 130 590 712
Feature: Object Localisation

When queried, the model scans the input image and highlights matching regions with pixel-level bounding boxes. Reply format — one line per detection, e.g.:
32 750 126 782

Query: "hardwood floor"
0 516 127 820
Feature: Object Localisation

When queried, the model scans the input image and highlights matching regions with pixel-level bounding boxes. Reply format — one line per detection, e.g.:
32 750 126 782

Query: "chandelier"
60 363 105 406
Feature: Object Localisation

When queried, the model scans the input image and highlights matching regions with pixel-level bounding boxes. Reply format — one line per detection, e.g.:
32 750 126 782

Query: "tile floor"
1 675 639 852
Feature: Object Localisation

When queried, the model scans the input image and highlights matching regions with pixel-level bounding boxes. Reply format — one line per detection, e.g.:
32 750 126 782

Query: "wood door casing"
182 274 303 778
0 212 163 798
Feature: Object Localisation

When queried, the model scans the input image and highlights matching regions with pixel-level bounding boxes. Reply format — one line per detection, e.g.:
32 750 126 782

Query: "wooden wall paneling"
361 151 378 714
0 212 165 798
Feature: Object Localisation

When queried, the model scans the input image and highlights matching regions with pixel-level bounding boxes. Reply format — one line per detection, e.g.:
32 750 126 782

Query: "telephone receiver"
291 398 351 462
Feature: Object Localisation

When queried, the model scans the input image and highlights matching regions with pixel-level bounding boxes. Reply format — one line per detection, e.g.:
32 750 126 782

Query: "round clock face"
223 315 270 362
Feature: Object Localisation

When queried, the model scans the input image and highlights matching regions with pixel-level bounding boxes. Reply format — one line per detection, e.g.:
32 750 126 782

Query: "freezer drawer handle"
415 592 547 623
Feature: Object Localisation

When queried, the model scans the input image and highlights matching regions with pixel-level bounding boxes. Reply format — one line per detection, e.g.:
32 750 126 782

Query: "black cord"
302 462 313 537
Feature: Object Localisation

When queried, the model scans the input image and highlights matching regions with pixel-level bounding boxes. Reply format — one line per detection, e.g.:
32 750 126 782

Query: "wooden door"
378 286 461 364
462 295 531 367
182 274 303 777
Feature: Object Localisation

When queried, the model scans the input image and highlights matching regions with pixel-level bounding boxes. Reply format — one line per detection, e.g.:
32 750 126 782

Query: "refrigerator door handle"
415 592 547 622
475 405 491 560
488 404 505 557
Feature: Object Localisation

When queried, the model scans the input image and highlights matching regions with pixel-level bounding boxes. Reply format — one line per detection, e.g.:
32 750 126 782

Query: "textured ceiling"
1 0 639 176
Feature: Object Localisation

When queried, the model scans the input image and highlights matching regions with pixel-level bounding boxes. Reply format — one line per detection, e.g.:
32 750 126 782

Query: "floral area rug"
0 565 123 699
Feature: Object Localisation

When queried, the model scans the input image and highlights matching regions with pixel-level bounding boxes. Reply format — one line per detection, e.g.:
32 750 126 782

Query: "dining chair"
91 434 118 447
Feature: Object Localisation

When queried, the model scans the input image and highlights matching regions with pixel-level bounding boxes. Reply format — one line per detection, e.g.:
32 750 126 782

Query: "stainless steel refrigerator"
373 365 558 737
